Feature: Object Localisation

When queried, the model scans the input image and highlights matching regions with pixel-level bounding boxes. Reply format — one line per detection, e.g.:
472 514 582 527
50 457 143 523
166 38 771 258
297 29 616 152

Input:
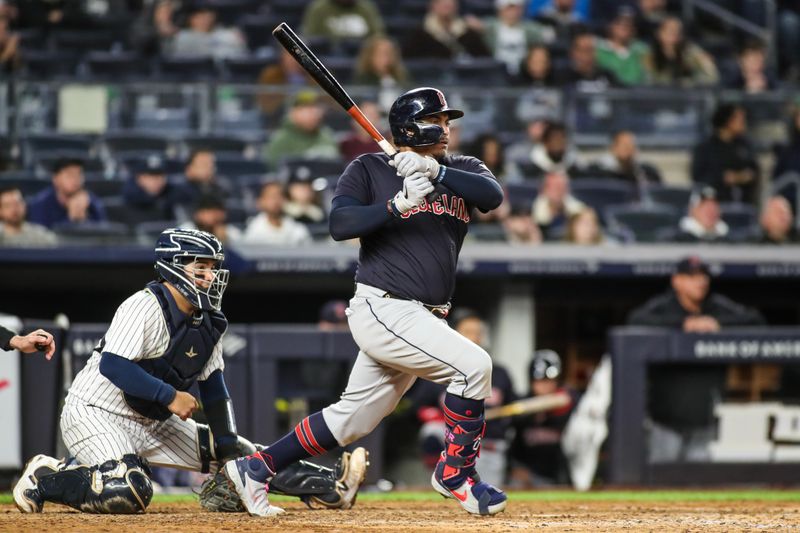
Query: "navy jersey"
334 152 496 304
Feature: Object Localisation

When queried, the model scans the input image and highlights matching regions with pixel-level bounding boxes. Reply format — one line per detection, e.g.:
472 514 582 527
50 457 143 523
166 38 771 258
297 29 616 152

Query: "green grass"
4 490 800 506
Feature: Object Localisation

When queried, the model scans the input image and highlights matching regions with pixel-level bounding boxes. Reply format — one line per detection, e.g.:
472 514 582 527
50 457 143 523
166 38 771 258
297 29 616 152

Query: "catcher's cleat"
223 454 285 517
307 447 370 509
431 454 507 516
13 454 63 513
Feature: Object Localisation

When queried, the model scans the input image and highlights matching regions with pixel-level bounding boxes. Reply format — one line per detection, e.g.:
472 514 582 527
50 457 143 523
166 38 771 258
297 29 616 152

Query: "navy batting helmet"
389 87 464 147
154 228 229 311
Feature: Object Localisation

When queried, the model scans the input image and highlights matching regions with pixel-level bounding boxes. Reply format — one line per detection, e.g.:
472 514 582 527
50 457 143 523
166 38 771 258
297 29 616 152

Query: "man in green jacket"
595 7 649 86
263 92 340 168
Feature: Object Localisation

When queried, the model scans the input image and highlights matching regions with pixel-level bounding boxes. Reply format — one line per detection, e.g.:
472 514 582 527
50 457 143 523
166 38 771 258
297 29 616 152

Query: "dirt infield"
3 498 800 532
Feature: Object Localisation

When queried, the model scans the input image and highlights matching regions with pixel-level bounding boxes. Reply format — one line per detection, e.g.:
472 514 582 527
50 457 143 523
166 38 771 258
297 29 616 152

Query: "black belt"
382 292 451 319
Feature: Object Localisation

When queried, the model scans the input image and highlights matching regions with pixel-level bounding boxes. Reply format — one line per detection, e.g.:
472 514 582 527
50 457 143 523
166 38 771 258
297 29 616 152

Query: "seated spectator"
173 149 231 215
479 0 554 77
0 186 57 246
169 3 246 59
503 204 543 244
643 16 719 87
506 118 549 166
242 181 312 246
529 0 588 42
464 133 517 183
263 91 339 167
724 41 779 93
258 48 315 117
675 186 730 243
0 15 19 73
353 36 409 109
528 121 584 177
755 195 798 244
513 44 557 87
595 6 649 86
626 255 766 331
409 308 516 486
588 130 662 186
564 207 605 245
301 0 385 42
773 106 800 179
284 171 327 224
339 100 383 163
691 103 759 204
121 155 179 223
402 0 491 60
129 0 180 57
318 300 350 331
532 171 586 239
509 349 578 486
27 158 106 229
556 31 619 91
180 194 241 245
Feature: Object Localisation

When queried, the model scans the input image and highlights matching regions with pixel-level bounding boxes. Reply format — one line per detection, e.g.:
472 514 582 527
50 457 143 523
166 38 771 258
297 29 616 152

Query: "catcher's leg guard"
30 454 153 514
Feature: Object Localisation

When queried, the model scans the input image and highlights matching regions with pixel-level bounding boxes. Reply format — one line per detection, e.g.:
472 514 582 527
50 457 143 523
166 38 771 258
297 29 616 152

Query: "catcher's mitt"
198 470 244 513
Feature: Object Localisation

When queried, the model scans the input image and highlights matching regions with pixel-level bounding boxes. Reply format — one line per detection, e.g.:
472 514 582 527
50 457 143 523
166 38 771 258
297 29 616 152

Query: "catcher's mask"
154 228 229 312
389 87 464 147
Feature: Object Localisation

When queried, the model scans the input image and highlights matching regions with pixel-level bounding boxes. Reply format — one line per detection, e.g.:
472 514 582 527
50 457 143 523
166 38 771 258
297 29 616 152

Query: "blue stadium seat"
469 222 507 242
84 178 125 198
453 59 508 86
605 204 681 243
102 134 171 158
133 108 193 134
223 56 276 82
158 57 219 81
405 58 453 85
52 221 130 244
0 170 50 197
571 178 637 221
21 134 94 168
506 181 540 214
51 30 122 53
19 51 79 79
719 202 758 231
183 135 252 157
215 155 268 178
646 185 692 213
85 52 150 81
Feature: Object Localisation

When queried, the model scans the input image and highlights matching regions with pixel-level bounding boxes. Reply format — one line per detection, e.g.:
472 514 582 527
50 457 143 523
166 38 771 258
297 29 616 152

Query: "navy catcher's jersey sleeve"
334 152 497 305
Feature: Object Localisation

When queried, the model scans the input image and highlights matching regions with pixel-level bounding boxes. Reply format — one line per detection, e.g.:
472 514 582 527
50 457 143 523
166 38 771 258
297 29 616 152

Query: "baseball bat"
484 393 571 421
272 22 397 158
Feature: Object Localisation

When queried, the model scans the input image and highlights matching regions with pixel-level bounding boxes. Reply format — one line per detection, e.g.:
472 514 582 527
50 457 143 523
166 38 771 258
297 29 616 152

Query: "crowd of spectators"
0 0 799 249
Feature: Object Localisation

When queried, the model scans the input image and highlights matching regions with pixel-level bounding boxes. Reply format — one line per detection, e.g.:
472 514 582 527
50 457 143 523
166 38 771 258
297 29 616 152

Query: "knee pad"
37 454 153 514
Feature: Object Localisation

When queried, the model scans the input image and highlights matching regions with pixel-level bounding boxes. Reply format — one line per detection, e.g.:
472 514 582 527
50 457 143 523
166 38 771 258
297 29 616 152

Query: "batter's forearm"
329 201 393 241
437 167 504 211
99 352 177 405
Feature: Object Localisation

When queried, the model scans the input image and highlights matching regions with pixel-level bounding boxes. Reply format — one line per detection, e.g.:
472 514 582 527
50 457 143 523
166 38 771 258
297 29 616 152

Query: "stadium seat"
646 185 692 213
157 57 219 81
0 170 50 197
51 30 122 53
202 0 256 26
52 221 130 244
453 59 508 87
33 154 107 179
213 109 265 136
241 14 285 51
183 135 252 157
571 178 637 221
19 51 79 79
21 134 94 168
133 108 193 134
215 155 268 178
404 58 453 85
469 222 507 242
719 203 758 232
506 181 540 214
223 56 276 82
85 52 150 81
84 178 125 198
102 134 172 158
605 204 681 243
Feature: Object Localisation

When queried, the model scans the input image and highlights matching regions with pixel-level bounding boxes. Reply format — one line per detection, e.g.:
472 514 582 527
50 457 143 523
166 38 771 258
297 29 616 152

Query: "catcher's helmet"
529 349 562 380
389 87 464 147
154 228 229 311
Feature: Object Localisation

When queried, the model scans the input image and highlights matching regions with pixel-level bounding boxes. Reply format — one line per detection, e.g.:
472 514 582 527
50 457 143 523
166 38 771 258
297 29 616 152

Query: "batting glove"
389 152 441 180
391 171 435 214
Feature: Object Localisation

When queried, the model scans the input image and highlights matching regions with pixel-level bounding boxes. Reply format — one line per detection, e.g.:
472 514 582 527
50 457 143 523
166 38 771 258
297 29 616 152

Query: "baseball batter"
13 228 366 514
226 87 507 516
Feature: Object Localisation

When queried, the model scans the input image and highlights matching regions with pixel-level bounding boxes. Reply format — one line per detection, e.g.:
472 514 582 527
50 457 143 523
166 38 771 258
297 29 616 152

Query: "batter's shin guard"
36 454 153 514
439 421 486 488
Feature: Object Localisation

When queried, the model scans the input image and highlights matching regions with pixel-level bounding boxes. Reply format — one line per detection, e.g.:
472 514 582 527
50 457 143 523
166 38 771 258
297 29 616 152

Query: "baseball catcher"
13 228 367 514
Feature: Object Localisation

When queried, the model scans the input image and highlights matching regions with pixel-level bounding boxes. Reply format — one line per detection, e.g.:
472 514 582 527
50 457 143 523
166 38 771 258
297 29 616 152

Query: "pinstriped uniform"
61 288 225 469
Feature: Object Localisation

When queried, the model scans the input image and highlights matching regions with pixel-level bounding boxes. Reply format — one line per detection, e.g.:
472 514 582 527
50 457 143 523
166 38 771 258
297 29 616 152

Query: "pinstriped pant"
60 399 208 470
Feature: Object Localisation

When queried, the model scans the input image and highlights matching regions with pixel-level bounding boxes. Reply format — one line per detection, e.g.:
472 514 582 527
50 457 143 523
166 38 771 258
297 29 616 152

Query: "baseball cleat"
336 447 369 509
13 454 63 513
223 455 285 517
431 456 507 516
